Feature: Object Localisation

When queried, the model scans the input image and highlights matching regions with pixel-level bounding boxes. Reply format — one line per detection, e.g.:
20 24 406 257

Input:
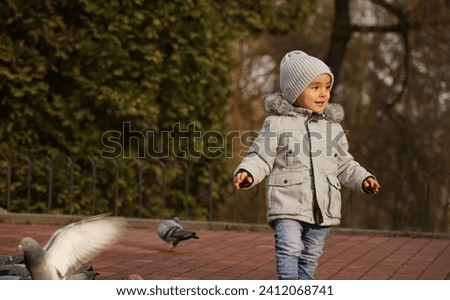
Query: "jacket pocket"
325 174 342 218
267 172 308 214
268 172 306 186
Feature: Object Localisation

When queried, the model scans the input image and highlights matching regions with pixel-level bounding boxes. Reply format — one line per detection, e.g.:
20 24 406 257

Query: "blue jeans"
273 219 331 280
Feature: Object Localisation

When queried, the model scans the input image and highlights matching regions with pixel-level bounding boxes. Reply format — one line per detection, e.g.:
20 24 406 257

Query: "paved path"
1 220 449 280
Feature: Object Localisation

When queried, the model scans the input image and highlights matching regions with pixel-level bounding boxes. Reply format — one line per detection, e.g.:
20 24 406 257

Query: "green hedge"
0 0 315 218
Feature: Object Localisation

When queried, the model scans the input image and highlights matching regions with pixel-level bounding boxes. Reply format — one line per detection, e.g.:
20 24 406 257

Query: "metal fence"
1 154 449 233
0 155 214 219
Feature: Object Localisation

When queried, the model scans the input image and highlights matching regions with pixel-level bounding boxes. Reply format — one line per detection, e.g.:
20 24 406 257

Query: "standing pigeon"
0 255 23 265
0 263 31 279
17 213 126 280
156 217 199 252
0 262 99 280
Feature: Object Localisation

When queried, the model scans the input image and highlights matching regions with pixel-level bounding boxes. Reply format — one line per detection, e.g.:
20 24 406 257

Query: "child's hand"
363 177 380 194
234 171 253 189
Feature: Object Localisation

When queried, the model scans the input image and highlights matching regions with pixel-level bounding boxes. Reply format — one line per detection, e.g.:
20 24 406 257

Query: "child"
233 50 380 280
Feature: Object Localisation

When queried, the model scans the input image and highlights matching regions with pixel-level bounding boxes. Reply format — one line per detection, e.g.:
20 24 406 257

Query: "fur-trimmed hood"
263 92 344 123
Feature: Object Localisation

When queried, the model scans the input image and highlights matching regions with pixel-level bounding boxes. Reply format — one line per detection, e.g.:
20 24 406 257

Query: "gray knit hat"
280 50 334 104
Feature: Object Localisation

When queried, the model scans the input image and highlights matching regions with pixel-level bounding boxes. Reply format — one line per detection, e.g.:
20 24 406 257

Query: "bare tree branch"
347 25 402 33
370 0 404 18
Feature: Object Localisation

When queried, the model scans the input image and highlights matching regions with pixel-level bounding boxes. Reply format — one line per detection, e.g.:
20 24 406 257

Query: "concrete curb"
0 212 273 232
330 227 450 239
0 212 448 239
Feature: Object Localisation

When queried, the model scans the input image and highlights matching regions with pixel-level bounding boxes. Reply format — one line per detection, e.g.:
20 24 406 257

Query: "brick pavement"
0 220 449 280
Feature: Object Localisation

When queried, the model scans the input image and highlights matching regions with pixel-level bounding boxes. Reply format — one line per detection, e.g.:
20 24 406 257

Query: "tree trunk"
325 0 353 94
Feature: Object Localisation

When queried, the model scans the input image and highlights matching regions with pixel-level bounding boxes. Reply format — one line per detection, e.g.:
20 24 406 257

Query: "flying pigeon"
17 213 126 280
156 217 199 252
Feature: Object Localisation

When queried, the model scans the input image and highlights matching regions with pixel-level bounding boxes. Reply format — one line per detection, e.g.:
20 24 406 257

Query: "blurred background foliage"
225 0 449 233
0 0 449 232
0 0 316 219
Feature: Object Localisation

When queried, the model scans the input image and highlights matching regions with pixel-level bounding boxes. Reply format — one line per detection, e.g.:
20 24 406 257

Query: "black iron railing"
1 154 449 233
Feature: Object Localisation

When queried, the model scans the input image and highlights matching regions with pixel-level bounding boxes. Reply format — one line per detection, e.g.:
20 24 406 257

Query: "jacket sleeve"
335 125 374 193
233 116 279 188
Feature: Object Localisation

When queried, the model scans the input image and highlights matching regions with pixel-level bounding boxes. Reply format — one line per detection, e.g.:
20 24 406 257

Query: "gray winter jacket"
234 93 373 227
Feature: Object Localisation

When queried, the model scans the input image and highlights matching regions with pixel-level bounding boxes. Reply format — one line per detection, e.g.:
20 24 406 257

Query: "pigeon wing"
170 228 198 240
43 214 126 279
168 228 199 247
156 219 182 242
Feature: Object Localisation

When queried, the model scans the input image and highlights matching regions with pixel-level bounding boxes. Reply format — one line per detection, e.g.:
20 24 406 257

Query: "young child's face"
293 74 332 113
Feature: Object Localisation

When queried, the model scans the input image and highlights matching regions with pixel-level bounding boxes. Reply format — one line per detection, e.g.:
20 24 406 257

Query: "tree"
0 0 318 218
224 0 450 231
329 0 450 232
